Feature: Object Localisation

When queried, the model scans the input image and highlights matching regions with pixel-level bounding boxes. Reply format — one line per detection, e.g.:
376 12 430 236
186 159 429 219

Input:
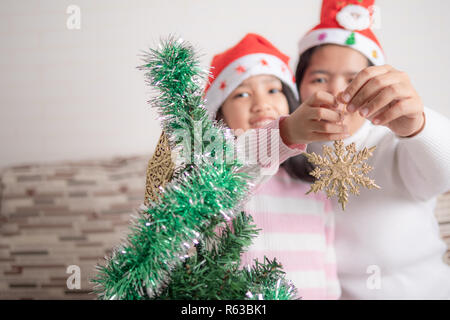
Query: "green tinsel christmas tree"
91 36 298 300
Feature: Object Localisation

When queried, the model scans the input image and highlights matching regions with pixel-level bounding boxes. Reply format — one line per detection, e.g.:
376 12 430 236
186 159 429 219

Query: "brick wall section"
0 155 148 300
0 155 449 299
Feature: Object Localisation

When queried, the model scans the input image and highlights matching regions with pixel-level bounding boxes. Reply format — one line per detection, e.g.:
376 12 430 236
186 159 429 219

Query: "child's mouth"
251 119 275 128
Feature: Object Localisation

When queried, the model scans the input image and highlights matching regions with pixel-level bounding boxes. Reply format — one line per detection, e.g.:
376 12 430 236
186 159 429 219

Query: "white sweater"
307 107 450 299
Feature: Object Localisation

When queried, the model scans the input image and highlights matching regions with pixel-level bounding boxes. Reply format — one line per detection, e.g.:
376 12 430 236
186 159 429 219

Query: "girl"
204 33 348 299
286 0 450 299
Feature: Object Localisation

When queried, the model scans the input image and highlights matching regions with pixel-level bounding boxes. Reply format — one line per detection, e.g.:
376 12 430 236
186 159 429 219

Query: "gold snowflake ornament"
144 131 175 206
305 140 380 211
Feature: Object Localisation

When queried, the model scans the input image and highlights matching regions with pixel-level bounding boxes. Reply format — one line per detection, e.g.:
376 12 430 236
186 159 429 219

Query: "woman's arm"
336 65 450 199
396 107 450 200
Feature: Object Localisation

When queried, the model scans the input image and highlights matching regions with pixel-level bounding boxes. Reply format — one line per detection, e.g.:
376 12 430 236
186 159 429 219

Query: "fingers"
310 120 348 134
305 90 343 122
305 92 348 138
370 98 419 126
309 132 351 142
359 82 409 119
306 91 338 109
347 71 405 113
308 106 342 123
337 65 393 109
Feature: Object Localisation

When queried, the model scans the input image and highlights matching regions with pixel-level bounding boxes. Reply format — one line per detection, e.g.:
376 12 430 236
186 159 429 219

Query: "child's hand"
337 65 425 137
281 91 349 145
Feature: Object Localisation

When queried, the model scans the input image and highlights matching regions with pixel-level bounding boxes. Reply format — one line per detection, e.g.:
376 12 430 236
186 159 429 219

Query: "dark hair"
281 44 374 182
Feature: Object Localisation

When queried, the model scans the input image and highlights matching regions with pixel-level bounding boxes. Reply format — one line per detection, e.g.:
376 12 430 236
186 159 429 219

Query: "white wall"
1 0 449 168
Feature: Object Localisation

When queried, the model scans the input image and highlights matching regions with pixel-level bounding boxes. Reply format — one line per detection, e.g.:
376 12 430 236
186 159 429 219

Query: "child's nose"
251 94 272 112
251 102 272 113
328 78 347 97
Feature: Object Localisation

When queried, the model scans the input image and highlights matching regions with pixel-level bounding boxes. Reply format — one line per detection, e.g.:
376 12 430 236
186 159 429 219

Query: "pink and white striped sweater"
234 116 341 299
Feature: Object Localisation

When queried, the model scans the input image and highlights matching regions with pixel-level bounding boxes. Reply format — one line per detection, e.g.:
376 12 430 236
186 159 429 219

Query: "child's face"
219 74 289 132
299 44 369 135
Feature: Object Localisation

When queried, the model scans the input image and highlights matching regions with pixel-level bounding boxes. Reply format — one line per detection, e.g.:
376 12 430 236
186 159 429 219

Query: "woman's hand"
281 91 349 145
337 65 425 137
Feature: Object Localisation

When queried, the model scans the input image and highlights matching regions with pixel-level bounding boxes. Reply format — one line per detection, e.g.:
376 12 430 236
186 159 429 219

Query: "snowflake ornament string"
305 140 380 210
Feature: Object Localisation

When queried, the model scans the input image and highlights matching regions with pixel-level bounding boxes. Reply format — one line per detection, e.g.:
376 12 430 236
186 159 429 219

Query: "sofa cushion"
435 192 450 264
0 155 149 299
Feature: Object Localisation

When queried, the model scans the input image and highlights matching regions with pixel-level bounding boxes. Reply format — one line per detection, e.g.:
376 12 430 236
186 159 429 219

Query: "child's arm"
234 115 306 190
235 91 349 191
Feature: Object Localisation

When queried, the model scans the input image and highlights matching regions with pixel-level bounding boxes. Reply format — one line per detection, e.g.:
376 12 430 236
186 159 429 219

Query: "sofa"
0 154 449 299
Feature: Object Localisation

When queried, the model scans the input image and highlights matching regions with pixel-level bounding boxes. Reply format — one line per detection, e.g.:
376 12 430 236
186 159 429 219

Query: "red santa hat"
204 33 298 120
298 0 385 66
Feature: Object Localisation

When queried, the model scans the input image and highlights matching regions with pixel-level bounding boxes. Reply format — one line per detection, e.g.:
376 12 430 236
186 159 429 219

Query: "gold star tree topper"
305 140 380 210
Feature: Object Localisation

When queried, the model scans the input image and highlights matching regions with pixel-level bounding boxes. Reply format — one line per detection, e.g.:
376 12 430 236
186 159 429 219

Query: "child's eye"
347 78 355 84
268 88 281 94
312 78 327 84
234 92 249 98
